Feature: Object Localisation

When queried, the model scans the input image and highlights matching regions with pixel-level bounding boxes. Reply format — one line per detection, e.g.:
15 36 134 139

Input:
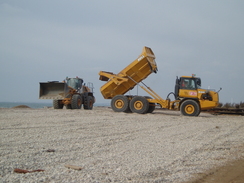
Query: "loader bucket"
39 82 69 99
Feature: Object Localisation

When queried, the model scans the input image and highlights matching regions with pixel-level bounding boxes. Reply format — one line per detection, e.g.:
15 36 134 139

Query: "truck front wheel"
71 94 82 109
180 100 200 116
130 96 149 114
111 95 130 112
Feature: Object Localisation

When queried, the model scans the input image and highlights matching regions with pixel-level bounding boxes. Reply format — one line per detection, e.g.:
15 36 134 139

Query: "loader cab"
66 77 83 90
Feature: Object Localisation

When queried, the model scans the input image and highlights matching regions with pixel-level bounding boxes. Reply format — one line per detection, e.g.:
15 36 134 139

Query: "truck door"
179 78 198 98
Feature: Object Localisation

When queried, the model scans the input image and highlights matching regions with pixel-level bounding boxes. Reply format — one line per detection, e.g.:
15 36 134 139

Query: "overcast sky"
0 0 243 105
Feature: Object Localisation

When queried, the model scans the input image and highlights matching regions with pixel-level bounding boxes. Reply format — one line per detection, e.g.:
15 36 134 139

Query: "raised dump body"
99 47 157 99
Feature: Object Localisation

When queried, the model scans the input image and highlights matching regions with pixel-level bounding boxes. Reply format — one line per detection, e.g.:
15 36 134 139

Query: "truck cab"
175 75 219 114
176 76 201 98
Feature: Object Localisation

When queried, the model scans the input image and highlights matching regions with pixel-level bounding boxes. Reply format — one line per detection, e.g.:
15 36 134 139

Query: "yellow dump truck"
39 77 95 109
99 47 220 116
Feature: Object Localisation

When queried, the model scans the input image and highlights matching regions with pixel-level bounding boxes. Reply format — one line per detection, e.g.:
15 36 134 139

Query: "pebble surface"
0 107 243 182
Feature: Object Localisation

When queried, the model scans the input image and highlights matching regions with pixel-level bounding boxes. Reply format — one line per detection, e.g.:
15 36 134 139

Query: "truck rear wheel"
144 96 155 113
84 96 93 110
111 95 130 112
53 100 63 109
130 96 149 114
148 103 156 113
71 94 82 109
180 100 200 116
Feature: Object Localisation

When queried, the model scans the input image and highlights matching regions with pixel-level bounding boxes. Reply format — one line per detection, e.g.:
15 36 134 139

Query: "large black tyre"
84 96 94 110
129 96 149 114
144 96 155 113
71 94 82 109
111 95 130 112
53 100 63 109
180 100 200 116
148 103 156 113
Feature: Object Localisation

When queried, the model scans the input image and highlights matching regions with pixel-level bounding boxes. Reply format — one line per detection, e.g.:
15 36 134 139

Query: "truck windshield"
181 78 197 90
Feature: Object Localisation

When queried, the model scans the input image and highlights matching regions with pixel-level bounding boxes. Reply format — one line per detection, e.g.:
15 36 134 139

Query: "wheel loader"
98 46 221 116
39 77 95 109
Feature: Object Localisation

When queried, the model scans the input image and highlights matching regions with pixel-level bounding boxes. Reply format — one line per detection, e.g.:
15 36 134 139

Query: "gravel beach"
0 107 243 183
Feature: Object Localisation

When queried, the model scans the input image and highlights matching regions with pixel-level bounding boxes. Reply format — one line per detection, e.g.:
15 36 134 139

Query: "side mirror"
217 87 222 93
196 79 201 86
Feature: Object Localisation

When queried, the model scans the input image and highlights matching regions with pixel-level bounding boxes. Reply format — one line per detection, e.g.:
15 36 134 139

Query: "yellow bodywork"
99 47 157 99
99 46 219 115
199 89 219 110
178 88 219 110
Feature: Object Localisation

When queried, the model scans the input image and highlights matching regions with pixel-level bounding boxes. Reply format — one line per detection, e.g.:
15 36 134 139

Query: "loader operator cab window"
181 78 196 90
67 78 83 90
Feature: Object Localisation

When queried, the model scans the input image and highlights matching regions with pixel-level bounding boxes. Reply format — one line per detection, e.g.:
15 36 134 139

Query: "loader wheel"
84 96 93 110
130 96 149 114
71 94 82 109
180 100 200 116
111 95 130 112
53 100 63 109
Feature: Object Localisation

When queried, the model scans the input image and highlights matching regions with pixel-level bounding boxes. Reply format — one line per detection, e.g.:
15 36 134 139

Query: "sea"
0 102 110 109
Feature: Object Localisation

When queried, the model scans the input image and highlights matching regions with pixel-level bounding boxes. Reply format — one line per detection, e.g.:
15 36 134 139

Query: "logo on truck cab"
189 92 197 96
